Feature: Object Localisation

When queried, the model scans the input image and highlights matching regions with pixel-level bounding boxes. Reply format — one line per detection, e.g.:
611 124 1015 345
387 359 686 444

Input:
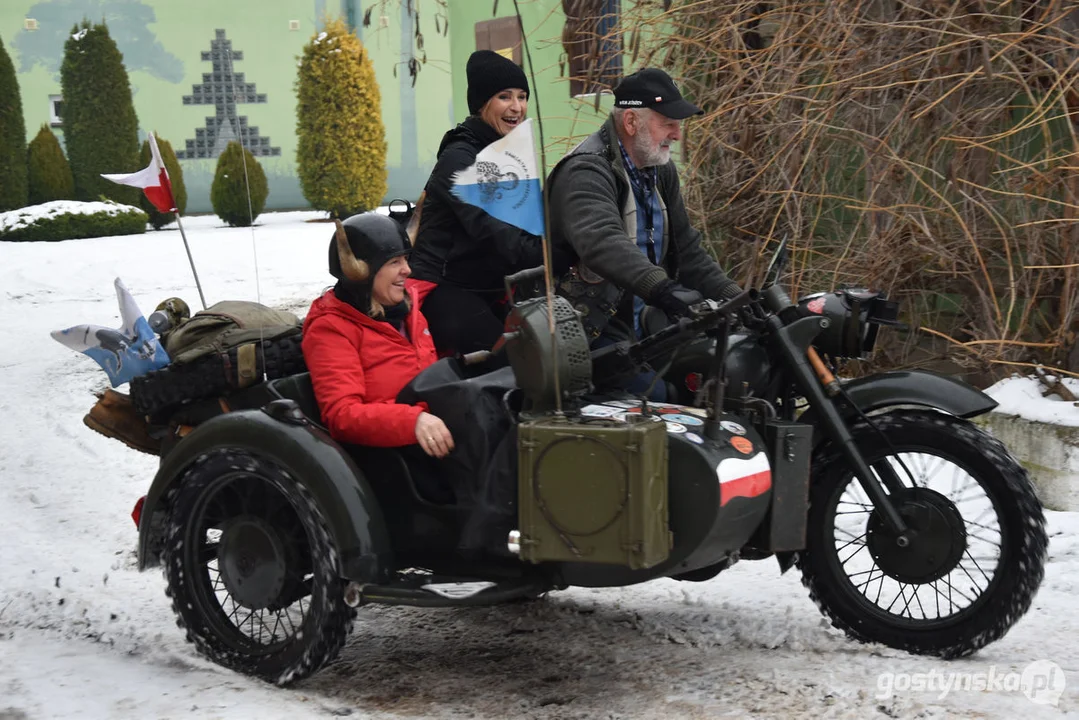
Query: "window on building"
563 0 622 97
474 17 523 65
48 95 63 127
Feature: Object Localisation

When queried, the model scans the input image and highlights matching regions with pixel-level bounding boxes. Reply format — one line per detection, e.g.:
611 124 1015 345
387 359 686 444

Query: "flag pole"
172 213 207 310
513 0 562 415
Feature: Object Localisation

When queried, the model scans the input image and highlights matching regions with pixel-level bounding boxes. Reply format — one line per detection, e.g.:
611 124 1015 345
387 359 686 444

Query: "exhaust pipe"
343 582 364 608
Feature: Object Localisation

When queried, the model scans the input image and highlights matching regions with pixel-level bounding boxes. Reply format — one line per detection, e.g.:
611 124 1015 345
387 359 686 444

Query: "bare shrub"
569 0 1079 376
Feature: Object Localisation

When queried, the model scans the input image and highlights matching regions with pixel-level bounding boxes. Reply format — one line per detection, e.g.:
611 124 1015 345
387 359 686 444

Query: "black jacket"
548 115 741 338
409 117 545 292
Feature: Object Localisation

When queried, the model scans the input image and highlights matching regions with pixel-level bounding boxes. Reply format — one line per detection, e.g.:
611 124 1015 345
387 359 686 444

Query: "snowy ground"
1 213 1077 720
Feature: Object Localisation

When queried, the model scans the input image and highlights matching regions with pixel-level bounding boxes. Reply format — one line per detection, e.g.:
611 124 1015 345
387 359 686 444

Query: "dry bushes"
579 0 1079 376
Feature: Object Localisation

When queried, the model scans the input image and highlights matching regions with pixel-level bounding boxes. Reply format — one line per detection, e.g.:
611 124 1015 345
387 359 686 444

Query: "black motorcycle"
128 256 1047 685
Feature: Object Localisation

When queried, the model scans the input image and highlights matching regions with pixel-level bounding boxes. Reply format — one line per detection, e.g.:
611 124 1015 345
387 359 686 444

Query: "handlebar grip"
461 350 492 366
503 266 546 288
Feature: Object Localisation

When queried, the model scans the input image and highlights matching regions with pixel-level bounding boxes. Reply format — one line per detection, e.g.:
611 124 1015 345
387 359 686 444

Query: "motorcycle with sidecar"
130 262 1048 685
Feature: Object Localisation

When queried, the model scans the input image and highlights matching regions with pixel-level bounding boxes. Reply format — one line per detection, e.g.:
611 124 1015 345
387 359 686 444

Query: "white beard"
633 132 671 167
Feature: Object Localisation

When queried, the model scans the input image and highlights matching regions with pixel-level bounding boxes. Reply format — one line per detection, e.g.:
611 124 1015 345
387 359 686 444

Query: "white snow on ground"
1 212 1078 719
986 375 1079 427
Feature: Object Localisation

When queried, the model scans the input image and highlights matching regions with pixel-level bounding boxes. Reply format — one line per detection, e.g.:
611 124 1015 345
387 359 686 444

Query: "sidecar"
132 293 814 685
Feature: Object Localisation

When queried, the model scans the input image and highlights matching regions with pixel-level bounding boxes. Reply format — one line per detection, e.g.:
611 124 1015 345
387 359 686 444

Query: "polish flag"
101 132 177 213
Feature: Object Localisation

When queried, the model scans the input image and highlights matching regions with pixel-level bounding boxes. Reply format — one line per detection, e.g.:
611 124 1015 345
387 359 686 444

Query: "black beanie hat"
466 50 530 115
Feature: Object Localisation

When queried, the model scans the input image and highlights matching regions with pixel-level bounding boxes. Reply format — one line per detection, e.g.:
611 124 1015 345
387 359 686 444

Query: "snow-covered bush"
0 200 147 242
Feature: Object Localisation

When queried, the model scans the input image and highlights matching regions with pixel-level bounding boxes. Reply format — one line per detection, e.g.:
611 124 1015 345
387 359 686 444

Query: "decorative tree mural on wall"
15 0 184 82
177 29 279 160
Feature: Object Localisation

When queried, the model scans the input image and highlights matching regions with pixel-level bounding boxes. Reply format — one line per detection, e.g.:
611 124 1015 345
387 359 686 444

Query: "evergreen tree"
211 141 268 227
27 125 74 205
60 20 140 205
139 136 187 229
0 35 28 211
296 18 387 217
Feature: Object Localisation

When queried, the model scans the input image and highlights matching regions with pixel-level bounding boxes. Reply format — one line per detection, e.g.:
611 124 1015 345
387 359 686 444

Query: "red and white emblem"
716 452 771 506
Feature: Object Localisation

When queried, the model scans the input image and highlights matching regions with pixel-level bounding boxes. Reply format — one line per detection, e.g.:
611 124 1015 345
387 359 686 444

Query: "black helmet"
329 212 412 282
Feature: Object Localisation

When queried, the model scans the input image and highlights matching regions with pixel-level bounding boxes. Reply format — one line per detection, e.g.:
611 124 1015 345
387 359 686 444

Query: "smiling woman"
406 50 553 362
301 212 457 468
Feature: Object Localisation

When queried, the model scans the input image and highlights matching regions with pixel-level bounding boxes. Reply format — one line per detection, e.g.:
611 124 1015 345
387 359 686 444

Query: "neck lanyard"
634 178 657 264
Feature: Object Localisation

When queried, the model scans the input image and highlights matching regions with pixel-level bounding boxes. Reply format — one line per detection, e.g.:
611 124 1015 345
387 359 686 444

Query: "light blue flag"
451 118 545 237
51 278 170 387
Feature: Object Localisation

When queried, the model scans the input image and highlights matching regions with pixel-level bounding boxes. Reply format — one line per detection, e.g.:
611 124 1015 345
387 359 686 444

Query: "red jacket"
302 281 438 447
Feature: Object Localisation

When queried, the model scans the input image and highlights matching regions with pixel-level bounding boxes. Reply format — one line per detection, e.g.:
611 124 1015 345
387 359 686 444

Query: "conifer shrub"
139 136 187 229
60 20 140 205
27 125 75 205
296 18 387 217
0 35 28 211
210 141 268 227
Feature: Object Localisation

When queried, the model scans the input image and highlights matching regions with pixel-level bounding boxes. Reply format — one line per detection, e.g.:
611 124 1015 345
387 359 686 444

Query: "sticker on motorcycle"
664 421 687 434
685 432 704 444
580 404 624 418
665 413 703 426
730 436 754 454
716 452 771 506
720 420 746 435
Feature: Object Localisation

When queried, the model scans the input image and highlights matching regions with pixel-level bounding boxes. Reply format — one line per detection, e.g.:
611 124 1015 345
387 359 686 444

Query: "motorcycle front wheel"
799 409 1047 658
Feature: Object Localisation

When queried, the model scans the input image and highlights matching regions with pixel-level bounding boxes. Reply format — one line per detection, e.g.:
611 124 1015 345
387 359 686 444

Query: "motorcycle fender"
137 407 393 582
801 370 997 432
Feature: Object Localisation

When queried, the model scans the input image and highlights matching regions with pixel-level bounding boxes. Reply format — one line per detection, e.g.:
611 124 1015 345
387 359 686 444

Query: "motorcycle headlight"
797 289 901 358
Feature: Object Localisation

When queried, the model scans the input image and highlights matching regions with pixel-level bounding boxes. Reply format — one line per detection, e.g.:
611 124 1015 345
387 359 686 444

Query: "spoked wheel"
163 449 352 683
799 409 1047 658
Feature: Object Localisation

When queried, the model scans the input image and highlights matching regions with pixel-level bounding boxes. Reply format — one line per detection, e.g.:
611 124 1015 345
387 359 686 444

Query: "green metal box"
516 413 670 569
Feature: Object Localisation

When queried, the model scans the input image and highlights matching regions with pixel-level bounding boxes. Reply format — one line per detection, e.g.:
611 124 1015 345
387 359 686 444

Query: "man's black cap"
613 68 703 119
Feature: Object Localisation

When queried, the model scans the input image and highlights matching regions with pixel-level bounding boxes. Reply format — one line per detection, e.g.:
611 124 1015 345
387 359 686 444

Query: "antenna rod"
512 0 562 414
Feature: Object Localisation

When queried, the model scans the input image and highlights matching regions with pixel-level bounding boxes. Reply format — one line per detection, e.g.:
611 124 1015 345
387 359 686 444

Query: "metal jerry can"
516 413 671 569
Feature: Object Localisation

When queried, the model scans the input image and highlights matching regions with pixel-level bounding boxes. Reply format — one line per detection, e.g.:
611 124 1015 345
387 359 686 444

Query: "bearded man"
547 68 744 397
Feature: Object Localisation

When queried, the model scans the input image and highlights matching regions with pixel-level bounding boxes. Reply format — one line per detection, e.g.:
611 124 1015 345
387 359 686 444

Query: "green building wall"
2 0 641 214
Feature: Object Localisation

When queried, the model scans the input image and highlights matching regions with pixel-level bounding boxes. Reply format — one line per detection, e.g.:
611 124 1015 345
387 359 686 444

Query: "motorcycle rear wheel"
798 409 1047 658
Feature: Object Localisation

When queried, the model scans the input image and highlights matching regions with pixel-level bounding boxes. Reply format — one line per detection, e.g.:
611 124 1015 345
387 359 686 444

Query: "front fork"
764 305 911 545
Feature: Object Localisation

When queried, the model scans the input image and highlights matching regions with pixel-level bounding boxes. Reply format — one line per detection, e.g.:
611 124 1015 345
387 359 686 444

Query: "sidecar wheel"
799 409 1047 658
163 449 352 683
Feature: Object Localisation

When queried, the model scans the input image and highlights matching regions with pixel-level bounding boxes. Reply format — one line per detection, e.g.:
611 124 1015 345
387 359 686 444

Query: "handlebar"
591 289 760 381
503 266 548 302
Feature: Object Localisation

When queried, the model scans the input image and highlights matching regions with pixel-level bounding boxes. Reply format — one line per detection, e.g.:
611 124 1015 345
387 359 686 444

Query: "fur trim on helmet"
334 218 370 282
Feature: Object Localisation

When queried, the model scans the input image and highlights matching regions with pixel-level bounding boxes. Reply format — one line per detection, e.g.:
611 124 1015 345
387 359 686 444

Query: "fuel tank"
665 332 772 405
547 400 773 587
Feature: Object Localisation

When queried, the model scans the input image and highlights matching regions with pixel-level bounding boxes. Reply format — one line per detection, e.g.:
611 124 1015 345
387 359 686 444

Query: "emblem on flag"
451 118 545 237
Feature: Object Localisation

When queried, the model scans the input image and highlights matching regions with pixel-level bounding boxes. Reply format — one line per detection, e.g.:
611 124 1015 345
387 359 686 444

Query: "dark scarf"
382 300 410 332
334 281 410 331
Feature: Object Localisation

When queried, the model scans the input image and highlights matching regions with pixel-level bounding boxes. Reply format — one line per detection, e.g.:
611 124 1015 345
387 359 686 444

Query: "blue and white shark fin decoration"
51 278 171 387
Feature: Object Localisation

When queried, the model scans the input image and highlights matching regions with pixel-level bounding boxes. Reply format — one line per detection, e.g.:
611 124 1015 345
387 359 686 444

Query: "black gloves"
650 280 704 319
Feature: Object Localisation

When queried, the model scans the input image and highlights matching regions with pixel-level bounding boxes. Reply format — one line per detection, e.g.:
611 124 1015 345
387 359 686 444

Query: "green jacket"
548 114 740 340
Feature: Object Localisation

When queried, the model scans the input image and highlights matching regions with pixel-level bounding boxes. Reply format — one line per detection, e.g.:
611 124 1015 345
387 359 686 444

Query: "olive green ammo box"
516 413 671 569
